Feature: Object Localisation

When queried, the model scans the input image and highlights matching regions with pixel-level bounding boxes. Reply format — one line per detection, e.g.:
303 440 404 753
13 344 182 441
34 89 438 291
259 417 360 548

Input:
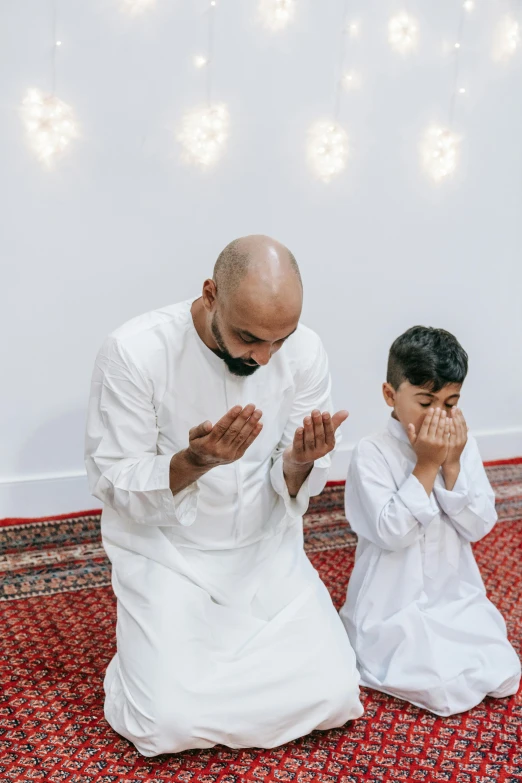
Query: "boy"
340 326 520 716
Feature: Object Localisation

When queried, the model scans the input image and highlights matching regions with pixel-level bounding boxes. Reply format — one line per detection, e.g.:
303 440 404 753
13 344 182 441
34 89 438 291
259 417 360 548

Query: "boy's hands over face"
407 407 451 469
443 407 468 468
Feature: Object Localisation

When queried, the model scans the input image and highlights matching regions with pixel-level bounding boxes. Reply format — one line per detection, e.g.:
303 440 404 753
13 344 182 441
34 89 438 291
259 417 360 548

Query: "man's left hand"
284 409 349 468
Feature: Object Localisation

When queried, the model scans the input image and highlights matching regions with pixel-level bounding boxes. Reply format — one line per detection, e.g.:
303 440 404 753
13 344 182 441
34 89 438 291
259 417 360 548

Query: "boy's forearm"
412 460 440 497
442 461 461 491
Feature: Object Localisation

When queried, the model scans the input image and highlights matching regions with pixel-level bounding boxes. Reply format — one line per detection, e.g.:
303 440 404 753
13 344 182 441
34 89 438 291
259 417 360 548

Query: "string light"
178 104 229 168
388 13 419 55
121 0 155 15
258 0 296 32
492 16 520 62
21 88 78 167
420 127 460 182
341 70 362 91
307 121 349 182
179 0 228 168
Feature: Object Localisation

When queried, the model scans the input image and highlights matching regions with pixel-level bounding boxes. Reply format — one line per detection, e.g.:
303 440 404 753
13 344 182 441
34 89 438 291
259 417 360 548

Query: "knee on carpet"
315 664 364 725
488 672 521 699
130 701 205 757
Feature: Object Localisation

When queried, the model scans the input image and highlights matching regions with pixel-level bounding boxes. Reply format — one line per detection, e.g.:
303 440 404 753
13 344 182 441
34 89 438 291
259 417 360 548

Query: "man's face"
210 301 300 377
382 380 463 432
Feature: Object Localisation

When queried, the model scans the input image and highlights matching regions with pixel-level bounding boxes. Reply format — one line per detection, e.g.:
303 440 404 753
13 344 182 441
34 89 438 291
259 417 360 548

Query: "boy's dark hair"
387 326 468 393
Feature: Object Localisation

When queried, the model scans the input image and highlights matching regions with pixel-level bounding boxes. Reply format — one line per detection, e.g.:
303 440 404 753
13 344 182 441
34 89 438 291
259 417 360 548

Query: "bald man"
85 235 363 756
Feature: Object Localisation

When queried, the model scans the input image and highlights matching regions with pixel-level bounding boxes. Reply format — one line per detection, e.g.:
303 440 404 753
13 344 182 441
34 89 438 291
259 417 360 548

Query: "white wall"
2 0 521 517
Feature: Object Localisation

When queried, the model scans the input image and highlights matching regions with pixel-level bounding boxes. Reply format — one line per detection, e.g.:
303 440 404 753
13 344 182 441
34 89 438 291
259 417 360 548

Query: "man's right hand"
186 404 263 469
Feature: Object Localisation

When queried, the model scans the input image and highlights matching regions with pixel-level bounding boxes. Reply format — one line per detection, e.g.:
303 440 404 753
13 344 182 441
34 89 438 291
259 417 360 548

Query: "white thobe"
340 416 520 716
85 298 363 756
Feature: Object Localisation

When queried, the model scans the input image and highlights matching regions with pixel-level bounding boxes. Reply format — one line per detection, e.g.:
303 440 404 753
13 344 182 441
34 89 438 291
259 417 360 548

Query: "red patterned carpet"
1 460 521 783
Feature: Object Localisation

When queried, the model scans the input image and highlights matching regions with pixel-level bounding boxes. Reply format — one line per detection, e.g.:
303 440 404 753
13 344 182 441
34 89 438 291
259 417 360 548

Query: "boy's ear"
382 382 396 409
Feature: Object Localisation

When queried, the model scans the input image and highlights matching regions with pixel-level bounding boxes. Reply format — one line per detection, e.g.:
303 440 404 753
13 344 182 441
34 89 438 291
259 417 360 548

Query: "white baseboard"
1 428 521 519
0 472 96 520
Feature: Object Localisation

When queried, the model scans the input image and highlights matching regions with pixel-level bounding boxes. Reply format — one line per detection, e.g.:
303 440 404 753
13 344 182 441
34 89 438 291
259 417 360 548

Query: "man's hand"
282 409 349 497
284 409 349 467
442 407 468 490
187 404 263 468
409 407 451 496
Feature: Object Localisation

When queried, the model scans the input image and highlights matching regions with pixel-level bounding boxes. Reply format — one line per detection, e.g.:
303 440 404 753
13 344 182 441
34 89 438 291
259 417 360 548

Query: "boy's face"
382 380 462 433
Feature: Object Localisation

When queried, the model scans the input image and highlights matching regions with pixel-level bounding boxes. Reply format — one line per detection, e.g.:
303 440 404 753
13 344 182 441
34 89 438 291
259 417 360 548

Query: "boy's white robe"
340 416 520 716
85 298 363 756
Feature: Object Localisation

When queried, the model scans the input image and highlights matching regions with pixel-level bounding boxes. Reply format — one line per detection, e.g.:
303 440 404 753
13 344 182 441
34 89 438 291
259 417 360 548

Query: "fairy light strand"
334 0 350 121
421 3 468 182
449 5 466 126
307 0 351 182
179 0 229 168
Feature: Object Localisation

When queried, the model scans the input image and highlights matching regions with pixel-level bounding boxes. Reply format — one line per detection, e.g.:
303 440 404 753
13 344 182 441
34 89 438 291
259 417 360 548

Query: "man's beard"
211 315 260 377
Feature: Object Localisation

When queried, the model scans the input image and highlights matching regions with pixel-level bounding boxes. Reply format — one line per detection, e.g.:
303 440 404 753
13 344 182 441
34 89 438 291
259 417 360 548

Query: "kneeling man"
85 235 363 756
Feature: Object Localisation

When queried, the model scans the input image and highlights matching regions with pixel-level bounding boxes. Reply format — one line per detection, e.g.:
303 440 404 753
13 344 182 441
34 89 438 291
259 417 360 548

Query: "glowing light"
492 16 520 62
388 13 419 54
193 55 208 69
455 42 461 49
307 121 349 182
341 70 362 91
463 1 474 11
178 104 229 168
347 21 360 38
56 40 62 47
121 0 155 15
21 88 78 167
458 87 466 94
258 0 296 32
420 126 460 183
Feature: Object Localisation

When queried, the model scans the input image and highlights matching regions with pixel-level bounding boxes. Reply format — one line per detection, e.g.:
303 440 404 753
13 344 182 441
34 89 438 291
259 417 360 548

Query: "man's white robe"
340 416 520 716
85 298 363 756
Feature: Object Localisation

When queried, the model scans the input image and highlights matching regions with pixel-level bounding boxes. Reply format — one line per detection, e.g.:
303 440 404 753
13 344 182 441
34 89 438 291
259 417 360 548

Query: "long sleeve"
85 336 199 527
345 440 439 551
269 333 334 519
433 436 497 543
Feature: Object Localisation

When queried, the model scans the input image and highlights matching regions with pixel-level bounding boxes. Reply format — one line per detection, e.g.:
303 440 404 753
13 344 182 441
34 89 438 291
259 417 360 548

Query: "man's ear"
202 279 218 312
382 382 396 409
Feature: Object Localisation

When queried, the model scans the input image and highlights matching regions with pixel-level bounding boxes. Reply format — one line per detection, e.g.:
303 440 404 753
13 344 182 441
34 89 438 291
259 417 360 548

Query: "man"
85 235 363 756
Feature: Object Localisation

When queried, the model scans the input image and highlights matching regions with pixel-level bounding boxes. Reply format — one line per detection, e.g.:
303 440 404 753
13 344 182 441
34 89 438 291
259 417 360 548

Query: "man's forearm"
169 450 212 496
283 460 314 498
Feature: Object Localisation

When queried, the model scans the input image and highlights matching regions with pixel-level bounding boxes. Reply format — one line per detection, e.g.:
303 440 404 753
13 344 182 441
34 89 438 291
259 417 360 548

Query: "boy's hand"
407 407 451 469
443 407 468 467
441 408 468 490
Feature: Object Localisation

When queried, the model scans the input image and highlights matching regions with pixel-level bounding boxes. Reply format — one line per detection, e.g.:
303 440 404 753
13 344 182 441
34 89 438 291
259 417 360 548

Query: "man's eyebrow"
238 327 298 342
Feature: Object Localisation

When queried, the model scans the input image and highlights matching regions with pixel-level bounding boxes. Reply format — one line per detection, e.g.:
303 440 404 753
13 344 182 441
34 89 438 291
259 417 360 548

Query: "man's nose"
250 343 272 366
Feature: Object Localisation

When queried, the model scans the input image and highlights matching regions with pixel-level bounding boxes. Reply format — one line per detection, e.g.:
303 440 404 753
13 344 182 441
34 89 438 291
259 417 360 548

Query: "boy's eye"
419 402 431 408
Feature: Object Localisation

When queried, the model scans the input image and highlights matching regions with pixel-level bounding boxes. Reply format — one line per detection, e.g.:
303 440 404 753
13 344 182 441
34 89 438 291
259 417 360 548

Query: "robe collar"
387 415 411 444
